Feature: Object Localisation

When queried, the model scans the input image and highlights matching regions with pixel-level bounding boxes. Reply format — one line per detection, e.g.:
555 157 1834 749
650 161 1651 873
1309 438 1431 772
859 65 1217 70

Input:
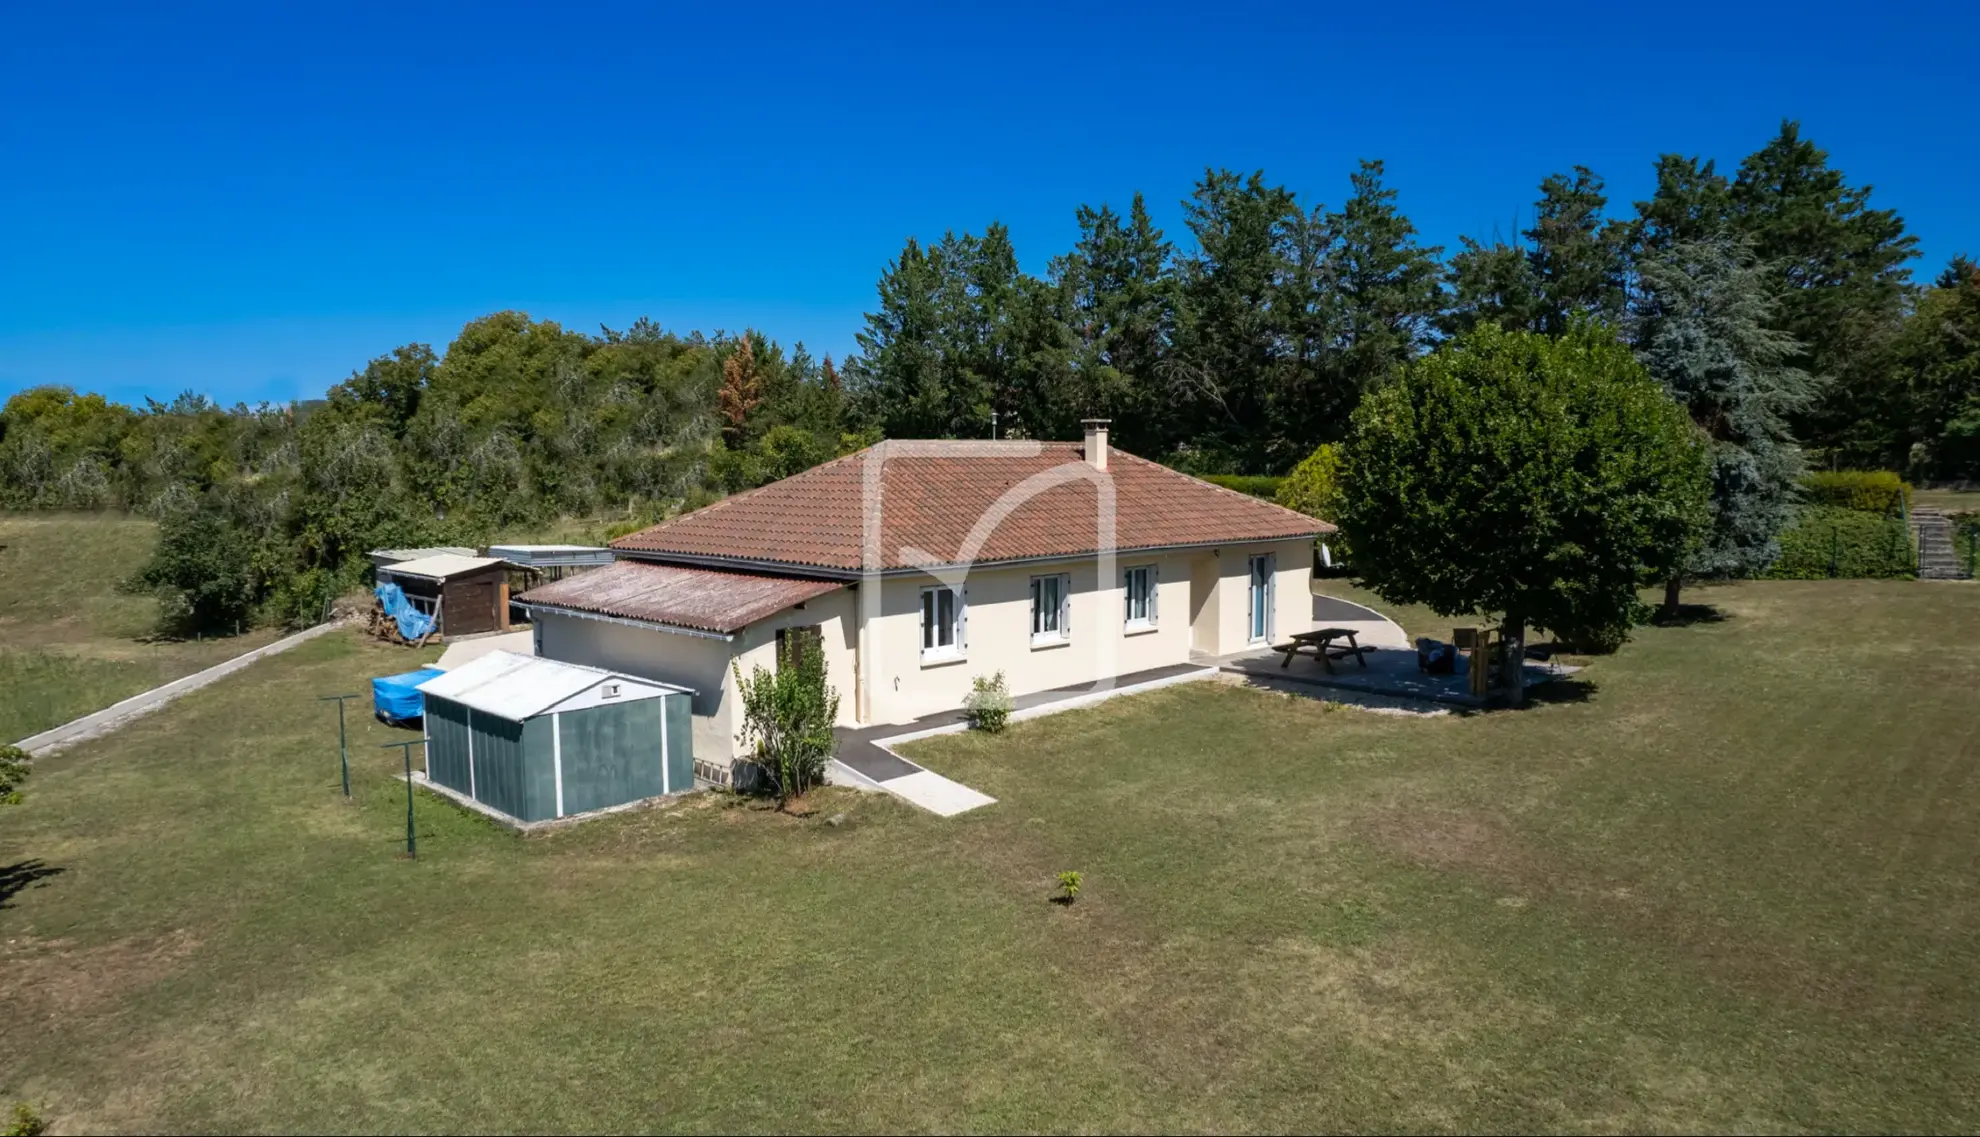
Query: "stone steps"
1910 508 1974 580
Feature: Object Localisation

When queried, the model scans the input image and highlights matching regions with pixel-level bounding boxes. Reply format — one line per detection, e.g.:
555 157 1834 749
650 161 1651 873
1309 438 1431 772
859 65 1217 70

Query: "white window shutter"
1060 574 1070 635
1151 564 1160 623
960 588 968 649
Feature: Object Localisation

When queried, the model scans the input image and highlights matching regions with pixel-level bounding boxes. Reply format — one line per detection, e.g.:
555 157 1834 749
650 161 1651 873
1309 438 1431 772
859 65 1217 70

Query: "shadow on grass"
0 859 66 908
1653 603 1728 628
1519 676 1598 707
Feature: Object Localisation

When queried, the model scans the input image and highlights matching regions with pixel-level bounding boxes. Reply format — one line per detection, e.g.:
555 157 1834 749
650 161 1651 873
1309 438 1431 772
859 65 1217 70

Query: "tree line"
0 316 858 629
1 119 1973 635
844 120 1973 480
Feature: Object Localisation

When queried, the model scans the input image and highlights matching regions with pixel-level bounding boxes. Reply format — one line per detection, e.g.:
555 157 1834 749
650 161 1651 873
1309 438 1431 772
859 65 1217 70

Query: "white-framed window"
1123 564 1158 628
920 585 963 660
1030 573 1070 644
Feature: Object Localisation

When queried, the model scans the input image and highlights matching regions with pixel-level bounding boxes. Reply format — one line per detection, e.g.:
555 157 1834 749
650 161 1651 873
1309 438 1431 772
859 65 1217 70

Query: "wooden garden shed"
415 651 694 825
375 554 510 638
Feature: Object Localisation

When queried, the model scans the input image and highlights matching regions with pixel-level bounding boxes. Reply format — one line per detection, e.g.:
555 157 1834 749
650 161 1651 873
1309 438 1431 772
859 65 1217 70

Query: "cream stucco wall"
532 585 857 764
532 538 1317 752
856 539 1311 725
1201 538 1316 658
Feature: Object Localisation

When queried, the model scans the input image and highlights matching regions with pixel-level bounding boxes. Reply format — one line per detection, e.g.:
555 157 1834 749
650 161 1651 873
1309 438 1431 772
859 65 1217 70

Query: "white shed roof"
417 650 686 721
370 546 477 564
379 553 504 580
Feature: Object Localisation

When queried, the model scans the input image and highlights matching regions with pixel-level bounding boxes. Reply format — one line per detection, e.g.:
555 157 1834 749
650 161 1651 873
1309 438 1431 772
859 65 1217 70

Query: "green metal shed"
415 651 693 824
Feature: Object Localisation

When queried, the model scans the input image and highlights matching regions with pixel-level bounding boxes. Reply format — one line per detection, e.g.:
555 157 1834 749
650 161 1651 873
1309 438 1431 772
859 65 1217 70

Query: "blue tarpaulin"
373 668 444 724
375 581 437 641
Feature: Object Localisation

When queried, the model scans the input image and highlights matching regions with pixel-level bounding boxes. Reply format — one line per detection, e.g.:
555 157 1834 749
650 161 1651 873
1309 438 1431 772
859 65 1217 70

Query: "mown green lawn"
3 580 1978 1131
0 514 279 741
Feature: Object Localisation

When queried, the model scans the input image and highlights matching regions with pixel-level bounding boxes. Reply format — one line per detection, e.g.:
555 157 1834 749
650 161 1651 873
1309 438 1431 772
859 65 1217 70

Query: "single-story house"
516 421 1333 779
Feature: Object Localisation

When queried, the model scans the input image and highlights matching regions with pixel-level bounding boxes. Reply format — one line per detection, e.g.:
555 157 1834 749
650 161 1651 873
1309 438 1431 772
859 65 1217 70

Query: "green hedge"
1954 511 1980 576
1202 475 1284 499
1767 506 1915 579
1802 470 1912 514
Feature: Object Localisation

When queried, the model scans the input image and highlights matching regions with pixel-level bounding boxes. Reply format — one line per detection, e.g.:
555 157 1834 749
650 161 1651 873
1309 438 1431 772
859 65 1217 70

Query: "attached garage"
415 651 693 825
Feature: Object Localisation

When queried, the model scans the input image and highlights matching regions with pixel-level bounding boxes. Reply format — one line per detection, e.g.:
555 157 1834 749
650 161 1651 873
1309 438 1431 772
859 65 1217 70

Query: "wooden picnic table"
1278 627 1368 674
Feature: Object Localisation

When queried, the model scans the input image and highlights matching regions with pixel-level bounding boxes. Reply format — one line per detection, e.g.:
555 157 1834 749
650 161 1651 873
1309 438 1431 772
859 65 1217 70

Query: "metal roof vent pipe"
1082 419 1110 471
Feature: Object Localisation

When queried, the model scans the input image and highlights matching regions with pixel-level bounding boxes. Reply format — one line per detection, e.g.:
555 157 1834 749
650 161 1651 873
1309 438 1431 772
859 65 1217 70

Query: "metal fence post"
381 740 425 858
318 693 360 797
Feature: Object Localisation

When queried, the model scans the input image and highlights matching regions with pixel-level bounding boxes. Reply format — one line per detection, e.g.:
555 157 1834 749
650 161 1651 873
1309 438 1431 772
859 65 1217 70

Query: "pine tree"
1047 193 1176 453
1632 236 1813 612
1526 167 1630 334
1321 159 1443 402
717 333 765 447
1728 121 1919 459
1631 153 1733 255
1169 170 1302 471
845 237 948 437
1441 236 1542 336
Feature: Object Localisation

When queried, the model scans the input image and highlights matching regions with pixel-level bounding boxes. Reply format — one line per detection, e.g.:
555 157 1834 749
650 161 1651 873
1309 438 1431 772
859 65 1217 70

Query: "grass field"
3 579 1979 1131
0 514 281 742
1916 487 1980 513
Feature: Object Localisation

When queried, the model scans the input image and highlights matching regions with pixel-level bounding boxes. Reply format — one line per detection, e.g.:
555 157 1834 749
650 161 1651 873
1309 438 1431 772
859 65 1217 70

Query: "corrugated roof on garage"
417 650 686 721
516 560 842 635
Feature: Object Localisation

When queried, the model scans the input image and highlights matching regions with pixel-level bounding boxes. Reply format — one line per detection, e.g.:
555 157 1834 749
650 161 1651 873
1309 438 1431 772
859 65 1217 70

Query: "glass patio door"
1248 554 1274 642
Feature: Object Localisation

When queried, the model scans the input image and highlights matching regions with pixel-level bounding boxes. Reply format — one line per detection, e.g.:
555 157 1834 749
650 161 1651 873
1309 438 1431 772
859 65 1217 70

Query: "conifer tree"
1632 236 1813 612
1525 166 1631 334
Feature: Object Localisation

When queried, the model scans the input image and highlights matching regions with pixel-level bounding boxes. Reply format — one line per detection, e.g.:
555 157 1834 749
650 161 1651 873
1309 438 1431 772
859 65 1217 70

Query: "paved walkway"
15 619 347 756
831 661 1216 816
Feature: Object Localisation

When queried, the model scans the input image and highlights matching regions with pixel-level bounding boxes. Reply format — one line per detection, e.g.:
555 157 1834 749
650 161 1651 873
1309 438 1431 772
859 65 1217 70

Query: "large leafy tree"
1632 236 1813 612
1728 121 1918 459
1894 258 1980 480
1340 323 1709 691
1526 167 1631 335
134 499 264 636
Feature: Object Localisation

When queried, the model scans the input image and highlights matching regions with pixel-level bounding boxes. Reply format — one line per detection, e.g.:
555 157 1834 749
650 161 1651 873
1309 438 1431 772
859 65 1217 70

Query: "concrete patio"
1216 641 1578 708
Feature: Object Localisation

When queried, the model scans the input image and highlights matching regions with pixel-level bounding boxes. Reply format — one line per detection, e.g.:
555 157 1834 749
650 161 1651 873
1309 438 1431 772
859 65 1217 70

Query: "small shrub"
1953 511 1980 575
1277 443 1349 563
732 634 840 810
962 671 1014 733
3 1103 47 1137
1767 506 1915 579
1202 474 1284 499
1055 870 1082 904
1802 470 1912 514
1275 444 1342 520
0 744 29 805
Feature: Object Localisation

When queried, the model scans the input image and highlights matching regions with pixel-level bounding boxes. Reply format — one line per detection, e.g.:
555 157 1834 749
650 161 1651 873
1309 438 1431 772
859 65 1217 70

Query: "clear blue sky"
3 0 1974 408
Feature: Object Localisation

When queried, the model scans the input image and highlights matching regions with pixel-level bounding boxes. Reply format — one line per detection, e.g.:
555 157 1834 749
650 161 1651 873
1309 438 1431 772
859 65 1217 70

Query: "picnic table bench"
1278 627 1368 673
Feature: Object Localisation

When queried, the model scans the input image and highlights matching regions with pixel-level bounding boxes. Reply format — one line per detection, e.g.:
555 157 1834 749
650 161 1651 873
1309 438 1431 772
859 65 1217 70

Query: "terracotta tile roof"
516 561 843 634
610 441 1331 573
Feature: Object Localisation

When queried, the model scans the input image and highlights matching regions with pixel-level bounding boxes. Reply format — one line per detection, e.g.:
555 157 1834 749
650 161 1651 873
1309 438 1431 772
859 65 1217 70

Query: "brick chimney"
1082 419 1110 471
